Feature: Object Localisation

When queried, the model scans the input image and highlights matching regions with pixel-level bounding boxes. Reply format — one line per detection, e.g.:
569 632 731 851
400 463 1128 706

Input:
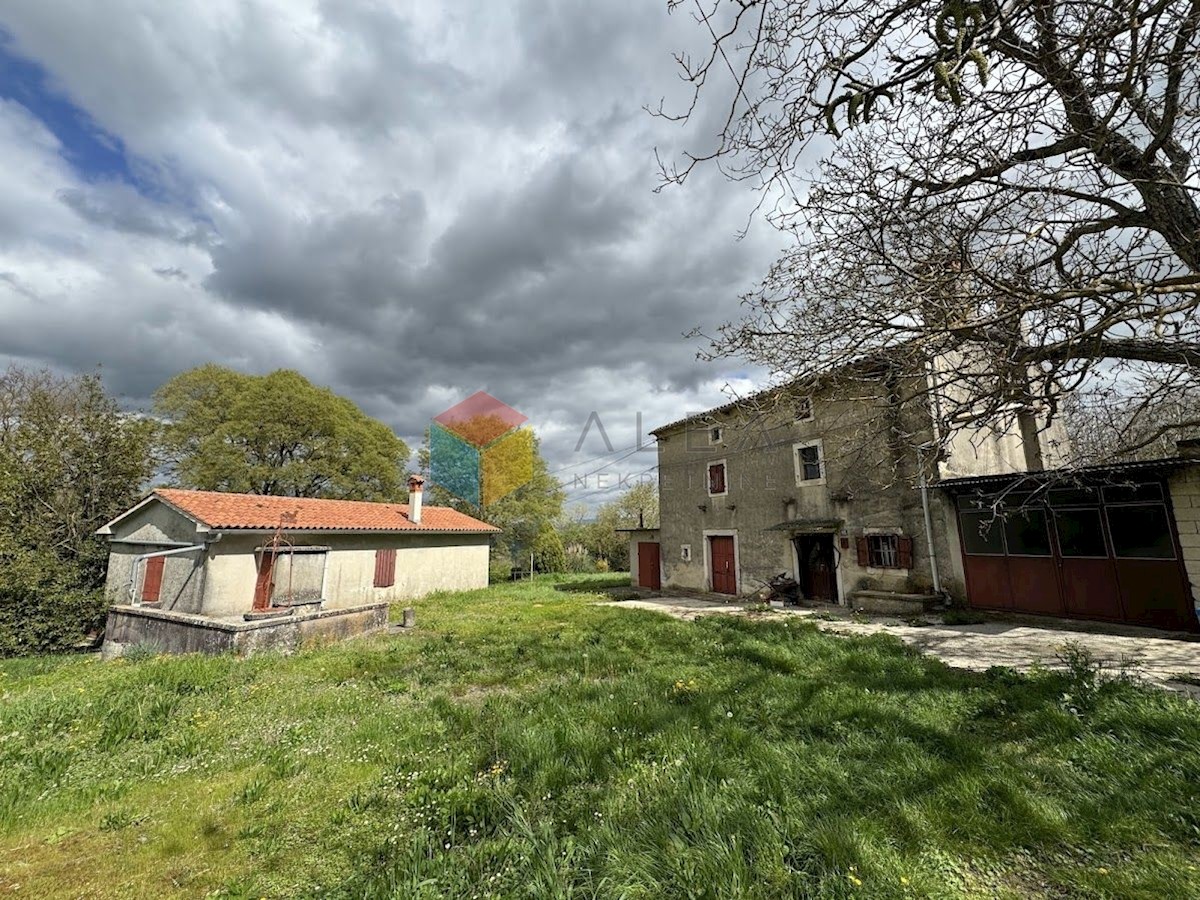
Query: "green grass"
1 573 1198 898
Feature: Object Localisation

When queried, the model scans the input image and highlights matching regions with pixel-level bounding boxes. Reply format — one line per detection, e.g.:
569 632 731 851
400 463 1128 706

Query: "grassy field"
0 574 1198 899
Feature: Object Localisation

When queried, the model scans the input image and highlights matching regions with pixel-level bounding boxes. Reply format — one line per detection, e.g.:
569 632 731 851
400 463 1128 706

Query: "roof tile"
152 489 499 533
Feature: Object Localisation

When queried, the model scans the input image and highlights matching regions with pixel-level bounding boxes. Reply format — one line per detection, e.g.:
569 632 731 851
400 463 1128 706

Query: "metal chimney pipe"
407 474 425 524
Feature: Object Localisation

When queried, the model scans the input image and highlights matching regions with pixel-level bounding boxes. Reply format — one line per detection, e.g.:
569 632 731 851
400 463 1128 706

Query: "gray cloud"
0 1 783 505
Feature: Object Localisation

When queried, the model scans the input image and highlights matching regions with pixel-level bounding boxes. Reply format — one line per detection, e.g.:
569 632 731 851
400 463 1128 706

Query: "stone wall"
102 602 388 658
654 378 970 600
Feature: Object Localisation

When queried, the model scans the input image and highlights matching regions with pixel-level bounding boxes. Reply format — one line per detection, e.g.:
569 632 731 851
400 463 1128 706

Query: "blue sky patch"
0 29 139 185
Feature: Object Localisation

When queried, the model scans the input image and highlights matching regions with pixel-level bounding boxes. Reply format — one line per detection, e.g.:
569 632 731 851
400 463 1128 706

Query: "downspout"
921 359 945 595
917 450 942 595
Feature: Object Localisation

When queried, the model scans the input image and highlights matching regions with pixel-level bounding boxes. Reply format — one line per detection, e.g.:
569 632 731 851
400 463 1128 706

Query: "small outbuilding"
97 477 499 656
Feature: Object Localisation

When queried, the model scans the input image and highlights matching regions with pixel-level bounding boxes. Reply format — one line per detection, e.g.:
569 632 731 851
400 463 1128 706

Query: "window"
857 534 913 569
868 534 898 567
141 555 165 602
374 548 397 587
1106 504 1175 559
959 510 1005 555
1053 508 1108 558
709 426 723 445
794 396 814 422
1003 509 1052 556
707 460 727 496
793 441 824 485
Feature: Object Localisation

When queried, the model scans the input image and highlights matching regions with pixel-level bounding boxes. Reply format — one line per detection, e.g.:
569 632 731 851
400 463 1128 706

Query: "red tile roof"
151 489 499 534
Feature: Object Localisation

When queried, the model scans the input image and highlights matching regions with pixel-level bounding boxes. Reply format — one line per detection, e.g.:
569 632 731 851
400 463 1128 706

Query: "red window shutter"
897 536 914 569
141 556 165 602
709 463 726 494
374 549 396 588
856 536 869 567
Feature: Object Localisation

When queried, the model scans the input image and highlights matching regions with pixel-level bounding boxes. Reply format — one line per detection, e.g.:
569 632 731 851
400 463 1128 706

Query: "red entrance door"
637 542 661 590
253 552 276 610
709 536 737 594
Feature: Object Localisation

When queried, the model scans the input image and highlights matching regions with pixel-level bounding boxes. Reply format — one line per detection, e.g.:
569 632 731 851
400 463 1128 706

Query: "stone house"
97 477 498 655
628 368 1200 632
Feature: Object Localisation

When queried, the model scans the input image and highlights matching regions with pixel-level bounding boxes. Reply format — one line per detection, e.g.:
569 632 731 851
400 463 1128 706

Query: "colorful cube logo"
431 391 533 507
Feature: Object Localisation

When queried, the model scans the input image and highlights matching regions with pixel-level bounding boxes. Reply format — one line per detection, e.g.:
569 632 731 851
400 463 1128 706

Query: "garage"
939 461 1200 633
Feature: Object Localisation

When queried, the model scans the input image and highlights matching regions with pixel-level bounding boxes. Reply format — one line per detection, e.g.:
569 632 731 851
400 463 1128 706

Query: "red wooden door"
253 552 275 610
709 536 737 595
141 556 165 602
637 542 661 590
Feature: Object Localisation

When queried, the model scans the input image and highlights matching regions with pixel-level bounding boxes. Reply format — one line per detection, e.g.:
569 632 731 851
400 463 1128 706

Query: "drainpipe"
917 450 942 595
127 543 208 605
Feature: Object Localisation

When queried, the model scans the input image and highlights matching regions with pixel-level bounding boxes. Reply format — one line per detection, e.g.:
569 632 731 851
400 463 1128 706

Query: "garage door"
956 482 1198 632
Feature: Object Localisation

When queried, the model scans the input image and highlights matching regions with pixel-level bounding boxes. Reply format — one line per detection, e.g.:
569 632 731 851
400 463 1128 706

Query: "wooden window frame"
707 459 728 497
856 533 914 570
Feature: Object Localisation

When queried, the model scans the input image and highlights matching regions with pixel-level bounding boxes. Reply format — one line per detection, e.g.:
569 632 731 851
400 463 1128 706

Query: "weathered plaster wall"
104 545 207 612
1168 465 1200 610
108 500 204 545
201 532 492 617
103 500 208 610
929 349 1071 478
655 379 967 601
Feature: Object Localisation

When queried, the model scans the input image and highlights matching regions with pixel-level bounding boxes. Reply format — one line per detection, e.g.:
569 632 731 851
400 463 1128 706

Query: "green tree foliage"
419 429 565 577
154 366 410 500
531 525 567 574
0 368 154 654
560 481 659 571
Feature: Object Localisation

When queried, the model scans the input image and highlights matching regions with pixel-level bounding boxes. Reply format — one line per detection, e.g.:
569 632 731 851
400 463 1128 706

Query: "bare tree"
658 0 1200 463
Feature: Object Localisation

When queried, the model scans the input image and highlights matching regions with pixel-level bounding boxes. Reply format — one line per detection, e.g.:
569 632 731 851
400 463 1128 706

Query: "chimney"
1176 438 1200 460
407 474 425 524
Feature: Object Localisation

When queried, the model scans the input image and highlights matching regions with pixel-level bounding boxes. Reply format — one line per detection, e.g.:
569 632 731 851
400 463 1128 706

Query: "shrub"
594 558 610 573
531 527 567 574
563 544 595 574
0 549 108 656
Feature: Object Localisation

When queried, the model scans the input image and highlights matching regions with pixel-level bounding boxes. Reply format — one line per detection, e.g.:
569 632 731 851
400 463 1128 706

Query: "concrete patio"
604 594 1200 696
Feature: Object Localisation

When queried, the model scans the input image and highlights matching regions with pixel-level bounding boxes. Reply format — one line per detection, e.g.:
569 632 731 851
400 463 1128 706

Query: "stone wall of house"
1168 465 1200 609
654 378 969 601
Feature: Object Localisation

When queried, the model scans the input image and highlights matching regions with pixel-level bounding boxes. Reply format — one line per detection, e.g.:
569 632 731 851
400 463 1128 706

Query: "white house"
97 476 498 655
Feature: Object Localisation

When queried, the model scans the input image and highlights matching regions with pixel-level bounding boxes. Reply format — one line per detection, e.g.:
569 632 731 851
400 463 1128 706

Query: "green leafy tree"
531 525 567 574
419 429 565 576
155 365 409 500
0 368 155 654
663 0 1200 464
597 480 660 570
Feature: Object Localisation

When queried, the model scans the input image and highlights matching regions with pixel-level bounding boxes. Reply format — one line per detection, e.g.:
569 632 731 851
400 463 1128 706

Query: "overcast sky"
0 1 784 507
